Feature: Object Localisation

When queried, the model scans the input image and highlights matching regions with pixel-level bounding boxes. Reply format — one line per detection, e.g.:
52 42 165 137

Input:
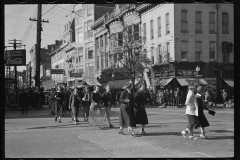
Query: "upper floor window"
88 46 93 59
158 45 162 63
181 10 188 33
209 12 216 33
166 43 170 62
105 53 109 68
166 13 170 34
105 34 108 46
133 24 139 40
150 20 154 39
143 23 146 42
209 41 215 61
157 17 161 37
195 11 202 33
222 12 229 34
100 36 103 48
118 32 123 46
195 41 202 61
96 38 99 49
97 56 99 69
151 47 154 63
181 41 188 61
87 4 93 17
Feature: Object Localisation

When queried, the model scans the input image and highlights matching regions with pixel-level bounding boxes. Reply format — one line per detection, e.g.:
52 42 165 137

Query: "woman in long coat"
134 84 148 134
195 86 210 138
82 86 91 122
54 86 64 123
69 87 81 124
119 82 137 136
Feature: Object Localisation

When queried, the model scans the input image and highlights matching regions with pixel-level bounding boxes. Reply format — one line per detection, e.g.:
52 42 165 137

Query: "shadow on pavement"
26 123 90 130
140 132 181 136
210 130 234 133
206 136 234 140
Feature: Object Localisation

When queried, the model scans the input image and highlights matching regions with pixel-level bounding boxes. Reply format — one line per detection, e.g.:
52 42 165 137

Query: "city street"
5 105 234 158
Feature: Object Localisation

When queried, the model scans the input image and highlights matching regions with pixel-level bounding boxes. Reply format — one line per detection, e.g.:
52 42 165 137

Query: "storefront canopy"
223 79 234 87
177 78 208 86
153 78 173 87
102 78 142 89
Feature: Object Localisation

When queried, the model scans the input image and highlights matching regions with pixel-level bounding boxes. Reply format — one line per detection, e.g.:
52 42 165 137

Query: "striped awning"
177 78 208 86
153 78 173 87
223 79 234 87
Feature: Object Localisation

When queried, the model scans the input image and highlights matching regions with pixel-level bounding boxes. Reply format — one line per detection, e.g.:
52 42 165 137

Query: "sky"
5 4 75 72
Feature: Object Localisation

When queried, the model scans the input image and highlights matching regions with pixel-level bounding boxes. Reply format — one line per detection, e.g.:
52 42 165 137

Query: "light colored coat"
185 90 198 116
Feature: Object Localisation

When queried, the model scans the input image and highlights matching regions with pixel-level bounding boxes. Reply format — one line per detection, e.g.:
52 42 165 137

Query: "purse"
208 109 216 116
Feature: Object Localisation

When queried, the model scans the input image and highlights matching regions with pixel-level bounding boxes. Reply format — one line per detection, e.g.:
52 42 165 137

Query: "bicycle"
223 99 234 110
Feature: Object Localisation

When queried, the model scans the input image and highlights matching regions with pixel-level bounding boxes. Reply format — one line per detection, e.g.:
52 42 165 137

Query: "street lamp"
196 65 200 86
29 66 32 88
112 73 115 90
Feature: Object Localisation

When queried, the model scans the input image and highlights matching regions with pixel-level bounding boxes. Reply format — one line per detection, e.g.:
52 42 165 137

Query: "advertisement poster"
5 50 26 66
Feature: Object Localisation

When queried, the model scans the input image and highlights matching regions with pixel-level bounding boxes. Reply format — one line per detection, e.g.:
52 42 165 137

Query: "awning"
103 78 142 89
153 78 173 87
223 79 234 87
177 78 208 86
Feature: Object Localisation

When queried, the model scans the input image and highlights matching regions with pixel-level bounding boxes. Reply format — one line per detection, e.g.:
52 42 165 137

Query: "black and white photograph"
4 2 234 158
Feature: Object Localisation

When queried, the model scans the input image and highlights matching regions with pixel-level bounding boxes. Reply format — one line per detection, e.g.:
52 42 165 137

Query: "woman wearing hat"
82 86 91 122
119 81 137 136
69 87 82 124
134 83 148 134
101 85 114 128
195 86 210 138
181 85 199 140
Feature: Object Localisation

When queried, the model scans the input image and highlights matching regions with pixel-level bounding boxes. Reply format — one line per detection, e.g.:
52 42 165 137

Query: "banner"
42 80 55 90
83 75 101 86
5 50 26 66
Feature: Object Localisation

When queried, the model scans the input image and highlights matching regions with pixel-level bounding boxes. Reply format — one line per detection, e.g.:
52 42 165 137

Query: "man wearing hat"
118 81 137 136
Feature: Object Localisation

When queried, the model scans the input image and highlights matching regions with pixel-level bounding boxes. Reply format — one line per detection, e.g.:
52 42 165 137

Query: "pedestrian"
82 86 91 122
49 88 56 115
101 85 115 128
169 89 174 107
54 86 64 123
181 85 199 140
69 87 81 124
174 88 181 107
34 87 41 109
118 81 137 136
64 87 71 114
195 86 210 139
40 87 45 106
19 88 29 114
165 89 170 107
134 84 148 135
221 89 228 104
88 85 103 126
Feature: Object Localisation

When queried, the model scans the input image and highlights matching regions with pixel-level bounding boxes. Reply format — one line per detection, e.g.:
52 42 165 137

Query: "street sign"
51 69 64 74
70 73 82 78
5 50 26 66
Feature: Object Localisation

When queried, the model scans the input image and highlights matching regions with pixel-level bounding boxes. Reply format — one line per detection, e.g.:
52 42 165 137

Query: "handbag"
208 109 216 116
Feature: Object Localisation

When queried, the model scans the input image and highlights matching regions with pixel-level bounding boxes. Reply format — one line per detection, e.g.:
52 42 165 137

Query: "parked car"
43 91 50 105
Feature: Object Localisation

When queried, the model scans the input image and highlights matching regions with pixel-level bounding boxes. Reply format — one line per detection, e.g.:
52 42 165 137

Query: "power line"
56 5 74 12
42 4 58 16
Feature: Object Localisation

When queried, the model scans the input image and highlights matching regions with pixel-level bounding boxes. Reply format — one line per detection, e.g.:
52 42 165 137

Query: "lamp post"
112 73 115 91
196 65 200 86
29 66 32 88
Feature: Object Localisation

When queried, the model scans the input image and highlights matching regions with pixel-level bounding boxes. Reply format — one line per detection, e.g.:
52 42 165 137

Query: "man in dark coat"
49 88 56 115
19 88 29 114
34 87 41 109
134 84 148 134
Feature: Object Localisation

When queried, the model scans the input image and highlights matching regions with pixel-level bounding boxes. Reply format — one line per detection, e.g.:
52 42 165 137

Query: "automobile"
43 91 50 105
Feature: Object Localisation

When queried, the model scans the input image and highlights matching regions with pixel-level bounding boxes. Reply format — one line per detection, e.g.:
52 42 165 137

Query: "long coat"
69 93 81 117
119 90 136 127
195 93 210 128
134 90 148 125
82 92 91 117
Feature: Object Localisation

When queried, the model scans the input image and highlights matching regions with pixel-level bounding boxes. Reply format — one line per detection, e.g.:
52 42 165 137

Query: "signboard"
177 70 198 77
83 75 101 86
204 77 217 90
70 73 82 78
5 50 26 66
42 80 55 90
5 78 15 84
51 69 64 74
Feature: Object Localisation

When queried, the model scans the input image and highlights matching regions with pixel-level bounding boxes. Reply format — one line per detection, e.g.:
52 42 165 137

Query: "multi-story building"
29 44 52 85
73 4 114 85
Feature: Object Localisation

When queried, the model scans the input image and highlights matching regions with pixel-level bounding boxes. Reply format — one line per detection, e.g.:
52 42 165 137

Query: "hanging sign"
5 50 26 66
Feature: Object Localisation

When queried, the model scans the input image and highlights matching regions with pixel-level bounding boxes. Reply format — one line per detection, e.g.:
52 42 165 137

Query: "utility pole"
30 4 49 89
7 39 26 103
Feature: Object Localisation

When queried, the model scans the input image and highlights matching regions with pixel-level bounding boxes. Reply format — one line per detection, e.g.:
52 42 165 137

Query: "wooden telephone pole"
6 39 26 103
29 4 49 89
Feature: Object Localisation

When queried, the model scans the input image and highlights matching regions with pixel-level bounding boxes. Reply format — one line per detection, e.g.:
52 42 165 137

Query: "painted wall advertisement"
5 50 26 66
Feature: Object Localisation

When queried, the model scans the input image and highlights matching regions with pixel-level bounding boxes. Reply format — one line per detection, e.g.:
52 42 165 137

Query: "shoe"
55 117 57 122
189 136 198 140
109 124 114 128
73 120 77 124
119 129 125 135
200 134 207 139
181 130 189 138
128 128 137 137
76 119 80 122
139 131 147 135
58 119 62 123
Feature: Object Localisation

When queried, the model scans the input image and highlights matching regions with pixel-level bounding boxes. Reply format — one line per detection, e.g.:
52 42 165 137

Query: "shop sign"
51 69 64 74
70 73 82 78
5 50 26 66
204 77 217 90
177 70 198 77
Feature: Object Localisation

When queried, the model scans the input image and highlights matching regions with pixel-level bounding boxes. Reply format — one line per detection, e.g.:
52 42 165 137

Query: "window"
84 20 93 39
181 10 188 32
166 13 170 34
157 17 161 37
101 55 104 69
166 43 170 62
209 41 215 61
195 11 202 33
105 34 108 46
89 66 94 76
111 33 116 49
85 48 87 60
97 56 99 69
96 38 99 49
118 32 123 46
209 12 216 33
195 41 202 61
78 32 83 44
76 55 78 63
128 25 132 42
79 55 83 63
133 24 139 40
158 45 162 63
105 53 108 68
151 47 154 64
150 20 154 39
181 41 188 61
87 4 93 17
100 36 103 47
88 46 93 59
143 23 146 42
222 12 229 34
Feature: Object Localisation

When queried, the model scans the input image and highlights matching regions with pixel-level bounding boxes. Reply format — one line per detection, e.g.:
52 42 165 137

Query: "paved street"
5 106 234 158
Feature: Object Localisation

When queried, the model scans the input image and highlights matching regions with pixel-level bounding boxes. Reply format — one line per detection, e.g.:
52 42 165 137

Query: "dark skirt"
71 105 79 117
83 101 90 117
134 106 148 125
119 103 135 127
187 114 199 130
195 109 210 128
55 103 63 118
